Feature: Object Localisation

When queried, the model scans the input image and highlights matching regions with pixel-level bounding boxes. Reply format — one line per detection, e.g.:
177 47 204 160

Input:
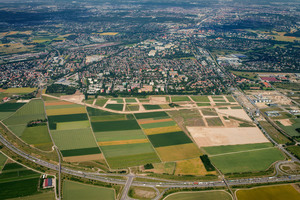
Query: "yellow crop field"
4 87 37 94
236 184 300 200
144 126 182 135
155 143 202 162
98 139 149 146
175 158 216 176
100 32 119 36
46 107 86 116
138 118 173 125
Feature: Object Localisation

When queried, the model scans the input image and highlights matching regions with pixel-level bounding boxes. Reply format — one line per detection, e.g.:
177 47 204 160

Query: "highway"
1 131 300 200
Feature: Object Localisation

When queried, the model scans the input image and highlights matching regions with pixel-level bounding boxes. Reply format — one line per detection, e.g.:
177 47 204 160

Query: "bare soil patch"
63 153 102 162
187 126 269 147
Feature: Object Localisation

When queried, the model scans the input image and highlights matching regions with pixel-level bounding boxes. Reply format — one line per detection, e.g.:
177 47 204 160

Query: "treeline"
46 84 76 95
27 119 47 127
200 155 215 171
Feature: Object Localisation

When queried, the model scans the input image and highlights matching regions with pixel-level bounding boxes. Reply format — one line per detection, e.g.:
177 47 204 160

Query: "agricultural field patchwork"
0 102 25 120
0 161 44 199
136 111 201 162
63 180 115 200
88 107 159 168
46 103 101 160
1 99 53 150
236 184 300 200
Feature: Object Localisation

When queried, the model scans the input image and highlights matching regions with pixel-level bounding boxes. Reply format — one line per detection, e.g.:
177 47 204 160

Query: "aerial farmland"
0 93 295 199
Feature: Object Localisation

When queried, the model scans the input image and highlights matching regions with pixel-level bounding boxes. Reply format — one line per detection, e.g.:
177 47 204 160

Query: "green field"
209 147 285 174
140 120 177 129
236 185 300 200
63 180 115 200
9 192 55 200
201 108 218 116
48 113 88 130
0 178 41 199
143 104 161 110
7 124 27 137
148 131 193 147
56 120 90 130
105 104 124 111
259 121 291 144
21 125 53 151
92 120 140 132
231 106 242 109
125 98 137 103
101 143 160 168
90 114 126 122
126 104 140 111
190 96 210 102
165 191 232 200
95 99 108 107
135 111 169 119
105 152 161 169
4 87 37 94
226 96 236 102
276 118 300 137
215 103 231 106
0 152 7 171
203 143 273 155
3 99 45 126
171 96 190 102
206 117 224 126
61 147 101 157
197 103 211 106
51 128 100 155
287 146 300 160
0 102 25 120
45 103 83 110
87 107 116 116
0 162 40 183
111 98 123 103
94 130 146 142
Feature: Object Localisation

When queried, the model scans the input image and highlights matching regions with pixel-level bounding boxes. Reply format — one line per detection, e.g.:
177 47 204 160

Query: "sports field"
236 184 300 200
63 180 115 200
164 191 232 200
4 87 36 94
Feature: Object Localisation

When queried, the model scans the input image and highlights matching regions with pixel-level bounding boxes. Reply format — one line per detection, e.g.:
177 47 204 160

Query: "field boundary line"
162 189 233 200
209 147 275 157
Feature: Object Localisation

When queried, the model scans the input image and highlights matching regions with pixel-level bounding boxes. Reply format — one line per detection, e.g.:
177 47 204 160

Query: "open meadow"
63 180 115 200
